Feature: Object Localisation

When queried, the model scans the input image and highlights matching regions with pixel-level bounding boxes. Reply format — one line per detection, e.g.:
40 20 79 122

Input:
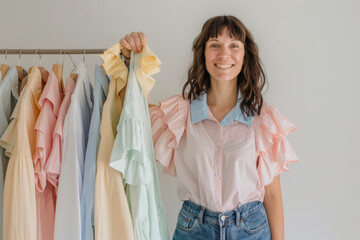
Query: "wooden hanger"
16 66 26 94
52 63 64 96
69 73 78 83
38 67 49 90
0 64 10 80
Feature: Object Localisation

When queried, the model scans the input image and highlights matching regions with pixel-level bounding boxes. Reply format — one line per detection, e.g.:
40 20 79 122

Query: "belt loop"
235 209 240 226
198 206 206 224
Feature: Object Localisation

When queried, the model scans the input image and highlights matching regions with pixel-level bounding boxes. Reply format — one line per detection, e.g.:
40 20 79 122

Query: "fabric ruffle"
109 119 151 185
136 45 161 97
99 43 128 94
253 101 299 187
149 95 188 176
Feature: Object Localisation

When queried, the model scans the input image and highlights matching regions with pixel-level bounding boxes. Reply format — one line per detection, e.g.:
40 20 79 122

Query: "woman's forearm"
263 175 284 240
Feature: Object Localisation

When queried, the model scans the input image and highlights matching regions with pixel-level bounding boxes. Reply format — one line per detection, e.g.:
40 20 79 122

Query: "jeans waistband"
181 200 264 226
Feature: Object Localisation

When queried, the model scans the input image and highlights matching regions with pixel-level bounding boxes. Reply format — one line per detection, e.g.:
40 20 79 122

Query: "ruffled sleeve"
149 95 188 177
253 101 299 187
136 45 161 97
99 43 128 94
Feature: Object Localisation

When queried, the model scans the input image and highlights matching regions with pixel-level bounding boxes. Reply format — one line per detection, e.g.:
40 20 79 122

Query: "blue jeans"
173 200 271 240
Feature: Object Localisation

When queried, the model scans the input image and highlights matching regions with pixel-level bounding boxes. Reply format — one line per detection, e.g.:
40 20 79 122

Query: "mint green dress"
109 51 169 240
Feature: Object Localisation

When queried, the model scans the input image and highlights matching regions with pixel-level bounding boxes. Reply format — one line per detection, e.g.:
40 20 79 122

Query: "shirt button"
215 173 219 177
220 215 226 221
217 201 220 206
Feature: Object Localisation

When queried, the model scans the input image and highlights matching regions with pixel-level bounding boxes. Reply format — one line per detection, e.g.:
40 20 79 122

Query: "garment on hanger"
94 43 134 240
109 48 169 240
1 66 46 240
0 66 27 157
0 65 22 240
33 71 63 240
54 62 93 240
80 65 109 240
45 76 76 193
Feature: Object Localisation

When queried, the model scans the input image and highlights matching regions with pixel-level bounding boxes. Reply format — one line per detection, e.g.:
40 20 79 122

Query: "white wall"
1 0 359 239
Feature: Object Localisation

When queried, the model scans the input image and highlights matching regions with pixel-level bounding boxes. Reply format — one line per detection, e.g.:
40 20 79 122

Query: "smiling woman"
119 15 299 240
205 32 245 82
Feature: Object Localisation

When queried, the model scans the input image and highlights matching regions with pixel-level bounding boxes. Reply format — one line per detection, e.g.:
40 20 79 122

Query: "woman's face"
204 27 245 84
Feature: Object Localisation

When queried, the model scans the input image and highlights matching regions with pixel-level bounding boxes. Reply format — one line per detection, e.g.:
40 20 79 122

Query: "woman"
119 15 298 240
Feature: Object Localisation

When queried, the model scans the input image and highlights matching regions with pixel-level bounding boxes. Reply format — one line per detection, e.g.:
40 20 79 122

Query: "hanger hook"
18 49 22 66
83 49 86 63
39 52 42 66
67 53 76 69
62 49 68 70
57 49 63 64
5 49 8 64
33 49 39 66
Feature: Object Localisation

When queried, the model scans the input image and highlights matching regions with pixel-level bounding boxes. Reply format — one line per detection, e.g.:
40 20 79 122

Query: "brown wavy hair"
182 15 267 117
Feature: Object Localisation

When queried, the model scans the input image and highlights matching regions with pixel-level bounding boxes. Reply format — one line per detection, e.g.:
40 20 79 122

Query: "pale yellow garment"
94 43 134 240
0 67 46 240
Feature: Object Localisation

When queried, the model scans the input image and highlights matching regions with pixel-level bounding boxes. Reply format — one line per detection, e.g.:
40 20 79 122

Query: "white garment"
54 62 93 240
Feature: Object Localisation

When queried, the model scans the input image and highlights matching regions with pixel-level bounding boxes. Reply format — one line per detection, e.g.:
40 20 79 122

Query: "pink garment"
150 94 299 212
45 77 76 194
34 71 63 240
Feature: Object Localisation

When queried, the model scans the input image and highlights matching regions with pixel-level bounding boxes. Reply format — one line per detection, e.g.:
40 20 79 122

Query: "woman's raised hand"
119 32 147 59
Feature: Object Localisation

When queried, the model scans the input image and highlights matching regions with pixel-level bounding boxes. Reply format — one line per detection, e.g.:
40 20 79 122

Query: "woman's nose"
218 46 231 57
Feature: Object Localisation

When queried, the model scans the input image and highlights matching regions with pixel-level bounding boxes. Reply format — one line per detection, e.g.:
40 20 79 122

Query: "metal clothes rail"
0 49 106 55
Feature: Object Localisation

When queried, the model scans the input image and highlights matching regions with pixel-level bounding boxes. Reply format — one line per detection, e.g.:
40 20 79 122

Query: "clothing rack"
0 49 106 55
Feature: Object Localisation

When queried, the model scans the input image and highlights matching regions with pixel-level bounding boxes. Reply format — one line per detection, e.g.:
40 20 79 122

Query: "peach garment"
0 67 47 240
94 43 134 240
33 71 63 240
150 94 299 212
45 77 76 193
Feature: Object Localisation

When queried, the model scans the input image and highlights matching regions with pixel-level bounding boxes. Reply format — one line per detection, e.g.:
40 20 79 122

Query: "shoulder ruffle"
99 43 128 94
136 45 161 97
149 95 188 176
253 101 299 187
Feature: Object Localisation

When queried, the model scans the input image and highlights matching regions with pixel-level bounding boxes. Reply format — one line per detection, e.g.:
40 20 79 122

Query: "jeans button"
220 215 226 221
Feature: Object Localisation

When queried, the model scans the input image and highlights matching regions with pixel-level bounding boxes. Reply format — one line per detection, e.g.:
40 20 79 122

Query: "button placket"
214 146 222 208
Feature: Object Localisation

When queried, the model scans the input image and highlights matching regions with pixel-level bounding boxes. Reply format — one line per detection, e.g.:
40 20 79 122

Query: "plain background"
1 0 359 239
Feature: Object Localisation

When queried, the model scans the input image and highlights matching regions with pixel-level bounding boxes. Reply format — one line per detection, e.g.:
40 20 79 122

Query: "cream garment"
94 43 134 240
1 67 47 240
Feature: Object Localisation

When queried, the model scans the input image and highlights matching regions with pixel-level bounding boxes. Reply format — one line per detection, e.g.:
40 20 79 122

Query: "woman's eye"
231 44 239 48
210 44 219 48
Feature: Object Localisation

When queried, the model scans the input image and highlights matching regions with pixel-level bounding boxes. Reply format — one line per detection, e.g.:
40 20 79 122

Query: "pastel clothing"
0 66 21 240
109 50 169 240
94 43 134 240
54 62 93 240
45 76 76 193
149 93 299 212
0 67 25 158
0 66 20 177
80 65 109 240
1 67 47 240
33 71 63 240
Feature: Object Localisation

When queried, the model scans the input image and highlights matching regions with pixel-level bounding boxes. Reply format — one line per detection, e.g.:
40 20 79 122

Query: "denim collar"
190 92 254 127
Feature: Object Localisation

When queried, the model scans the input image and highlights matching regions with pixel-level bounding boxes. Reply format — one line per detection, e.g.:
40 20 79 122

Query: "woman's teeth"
215 64 232 69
